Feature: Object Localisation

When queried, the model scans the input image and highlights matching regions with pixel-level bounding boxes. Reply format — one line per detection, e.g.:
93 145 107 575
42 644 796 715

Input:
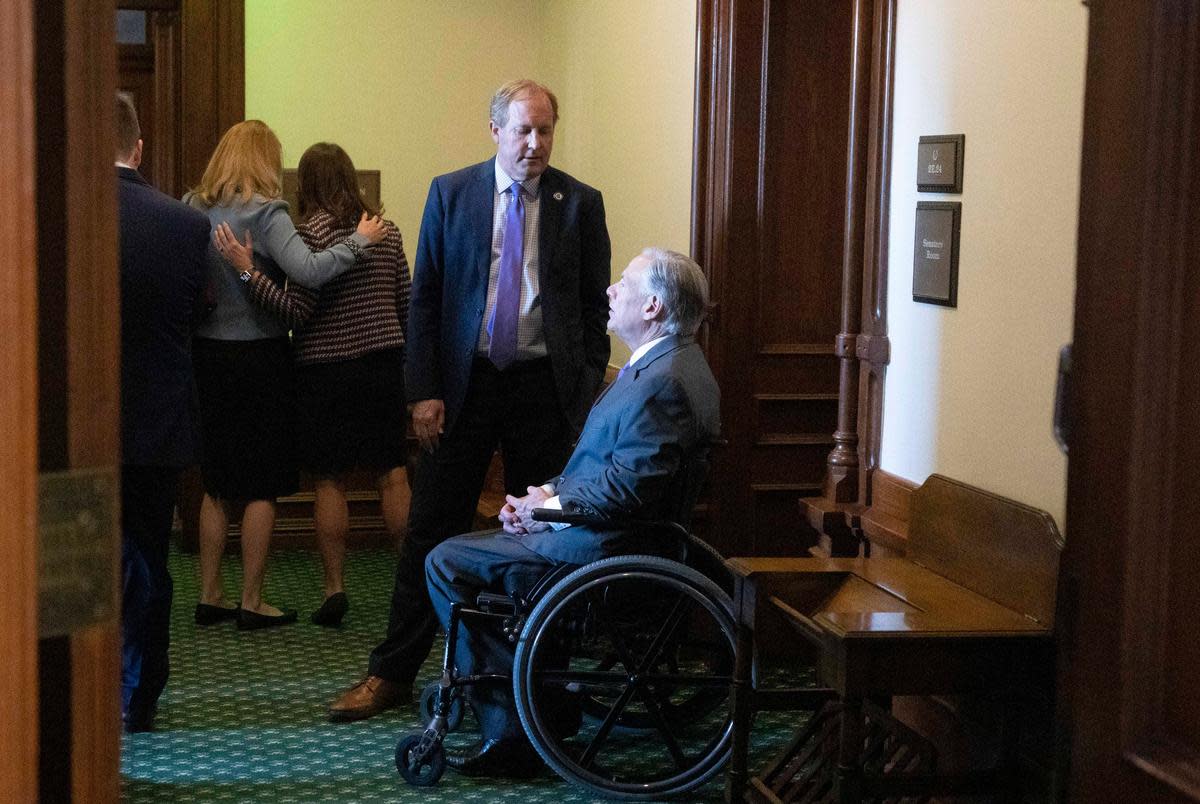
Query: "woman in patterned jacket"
217 142 411 627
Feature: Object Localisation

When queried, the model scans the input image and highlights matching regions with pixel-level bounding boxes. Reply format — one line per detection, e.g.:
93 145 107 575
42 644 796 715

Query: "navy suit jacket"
406 158 611 433
524 335 720 565
117 167 211 467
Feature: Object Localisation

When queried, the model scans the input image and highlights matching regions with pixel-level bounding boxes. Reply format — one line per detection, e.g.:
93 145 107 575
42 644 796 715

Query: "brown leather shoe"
327 675 408 722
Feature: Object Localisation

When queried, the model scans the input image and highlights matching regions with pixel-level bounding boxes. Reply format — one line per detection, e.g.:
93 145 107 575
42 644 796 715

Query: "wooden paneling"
0 0 41 798
119 2 238 202
1059 2 1200 801
858 468 913 556
694 0 857 558
179 0 243 192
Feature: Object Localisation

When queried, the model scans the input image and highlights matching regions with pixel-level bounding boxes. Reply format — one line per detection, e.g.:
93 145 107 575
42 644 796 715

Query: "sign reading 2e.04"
917 134 964 193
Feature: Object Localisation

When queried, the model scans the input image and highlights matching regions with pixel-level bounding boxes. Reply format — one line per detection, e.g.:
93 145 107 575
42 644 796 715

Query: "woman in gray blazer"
186 120 384 630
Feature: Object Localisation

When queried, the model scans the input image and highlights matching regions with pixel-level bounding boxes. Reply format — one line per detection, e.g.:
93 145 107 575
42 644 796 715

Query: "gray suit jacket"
523 335 720 564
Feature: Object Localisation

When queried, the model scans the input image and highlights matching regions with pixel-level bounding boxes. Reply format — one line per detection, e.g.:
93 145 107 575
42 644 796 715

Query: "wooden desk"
725 475 1061 803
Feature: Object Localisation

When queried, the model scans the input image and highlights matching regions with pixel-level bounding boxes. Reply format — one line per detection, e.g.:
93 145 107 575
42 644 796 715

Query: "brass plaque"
38 467 118 638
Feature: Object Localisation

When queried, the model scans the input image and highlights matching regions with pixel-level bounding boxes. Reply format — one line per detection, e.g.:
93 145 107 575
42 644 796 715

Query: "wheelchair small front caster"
395 732 446 787
420 682 465 732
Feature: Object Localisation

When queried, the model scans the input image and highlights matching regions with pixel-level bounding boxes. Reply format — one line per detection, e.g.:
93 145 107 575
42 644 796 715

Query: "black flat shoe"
236 607 298 631
310 592 349 627
194 602 239 625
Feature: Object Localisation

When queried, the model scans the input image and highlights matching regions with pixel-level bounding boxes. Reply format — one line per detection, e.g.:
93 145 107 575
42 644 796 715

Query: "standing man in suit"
328 78 611 721
115 92 211 732
425 247 719 775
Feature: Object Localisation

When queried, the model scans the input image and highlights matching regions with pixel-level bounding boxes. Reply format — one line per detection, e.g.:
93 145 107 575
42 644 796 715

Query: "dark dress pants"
425 530 567 741
368 358 573 685
120 465 182 724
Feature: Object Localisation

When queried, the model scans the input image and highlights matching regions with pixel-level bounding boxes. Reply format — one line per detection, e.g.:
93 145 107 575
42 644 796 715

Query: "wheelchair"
394 510 737 800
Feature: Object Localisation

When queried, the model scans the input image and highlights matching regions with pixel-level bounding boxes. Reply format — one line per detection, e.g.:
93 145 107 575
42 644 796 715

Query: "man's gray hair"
639 247 709 336
490 79 559 127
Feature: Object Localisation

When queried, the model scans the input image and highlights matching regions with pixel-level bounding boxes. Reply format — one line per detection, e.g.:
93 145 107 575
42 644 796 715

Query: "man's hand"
500 486 553 535
411 399 445 452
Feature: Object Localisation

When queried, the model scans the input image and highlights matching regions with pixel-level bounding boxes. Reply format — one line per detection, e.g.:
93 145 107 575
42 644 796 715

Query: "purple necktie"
617 362 630 381
488 181 525 370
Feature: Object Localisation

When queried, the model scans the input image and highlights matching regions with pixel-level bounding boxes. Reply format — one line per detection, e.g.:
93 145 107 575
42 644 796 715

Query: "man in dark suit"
115 92 211 732
329 79 611 721
424 248 719 776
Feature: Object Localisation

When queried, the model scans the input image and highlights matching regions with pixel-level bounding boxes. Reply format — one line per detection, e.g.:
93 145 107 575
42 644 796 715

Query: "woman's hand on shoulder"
214 222 255 275
356 212 387 245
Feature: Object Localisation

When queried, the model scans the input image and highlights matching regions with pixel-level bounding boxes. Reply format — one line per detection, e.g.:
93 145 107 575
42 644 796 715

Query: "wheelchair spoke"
578 677 640 769
632 592 692 676
633 678 690 768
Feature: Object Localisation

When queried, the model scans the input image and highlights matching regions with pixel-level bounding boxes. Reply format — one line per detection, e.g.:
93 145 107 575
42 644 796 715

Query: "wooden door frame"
692 0 895 557
0 0 42 799
1057 1 1200 800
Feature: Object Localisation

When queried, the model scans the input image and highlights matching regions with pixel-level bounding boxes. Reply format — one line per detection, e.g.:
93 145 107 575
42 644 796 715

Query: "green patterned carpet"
121 546 805 803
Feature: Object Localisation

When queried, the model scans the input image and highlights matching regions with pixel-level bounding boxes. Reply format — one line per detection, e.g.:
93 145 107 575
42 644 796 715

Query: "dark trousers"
368 358 573 684
425 530 568 740
120 465 182 724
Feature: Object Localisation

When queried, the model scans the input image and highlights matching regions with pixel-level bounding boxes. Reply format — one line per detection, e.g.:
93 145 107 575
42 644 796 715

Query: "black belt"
471 355 551 375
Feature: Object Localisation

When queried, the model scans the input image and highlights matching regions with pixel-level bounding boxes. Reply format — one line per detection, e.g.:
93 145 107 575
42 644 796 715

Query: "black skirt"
193 337 299 501
296 348 408 477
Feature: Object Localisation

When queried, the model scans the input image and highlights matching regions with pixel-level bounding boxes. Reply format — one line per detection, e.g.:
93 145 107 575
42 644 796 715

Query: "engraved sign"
39 467 118 637
917 134 964 193
912 202 961 307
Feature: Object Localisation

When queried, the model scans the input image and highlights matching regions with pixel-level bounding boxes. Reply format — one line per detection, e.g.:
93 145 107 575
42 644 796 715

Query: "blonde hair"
192 120 283 206
490 79 559 127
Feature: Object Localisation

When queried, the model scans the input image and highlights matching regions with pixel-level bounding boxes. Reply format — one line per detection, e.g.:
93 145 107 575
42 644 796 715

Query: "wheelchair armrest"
530 508 690 541
475 591 517 614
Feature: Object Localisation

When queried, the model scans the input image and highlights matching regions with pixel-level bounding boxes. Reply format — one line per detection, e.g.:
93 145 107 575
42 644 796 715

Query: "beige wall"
244 0 697 367
880 1 1088 526
537 0 698 365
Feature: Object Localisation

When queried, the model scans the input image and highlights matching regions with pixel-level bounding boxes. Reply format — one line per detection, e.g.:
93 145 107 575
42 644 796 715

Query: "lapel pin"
553 191 564 201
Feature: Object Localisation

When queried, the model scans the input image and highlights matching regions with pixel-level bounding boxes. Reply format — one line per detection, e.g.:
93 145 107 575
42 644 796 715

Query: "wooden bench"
725 473 1062 802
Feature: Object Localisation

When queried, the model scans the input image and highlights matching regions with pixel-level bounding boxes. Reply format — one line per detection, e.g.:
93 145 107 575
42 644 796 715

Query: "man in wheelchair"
423 247 721 779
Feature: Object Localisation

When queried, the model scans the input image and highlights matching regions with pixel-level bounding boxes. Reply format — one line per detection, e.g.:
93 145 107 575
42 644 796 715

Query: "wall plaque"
39 467 118 637
912 201 961 307
917 134 964 193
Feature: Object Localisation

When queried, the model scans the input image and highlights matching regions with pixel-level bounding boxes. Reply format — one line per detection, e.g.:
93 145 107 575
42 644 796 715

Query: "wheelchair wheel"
513 555 736 800
395 732 446 787
419 682 465 732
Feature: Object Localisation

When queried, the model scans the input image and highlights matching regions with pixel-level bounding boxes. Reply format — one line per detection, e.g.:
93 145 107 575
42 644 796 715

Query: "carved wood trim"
856 0 896 506
823 0 874 504
859 468 915 556
0 0 41 798
800 0 895 547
